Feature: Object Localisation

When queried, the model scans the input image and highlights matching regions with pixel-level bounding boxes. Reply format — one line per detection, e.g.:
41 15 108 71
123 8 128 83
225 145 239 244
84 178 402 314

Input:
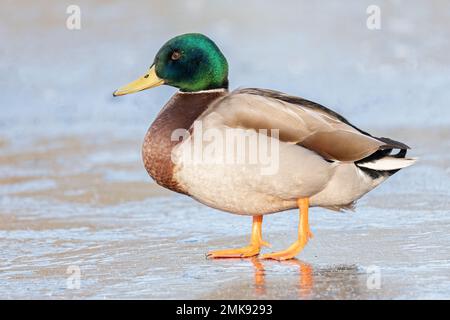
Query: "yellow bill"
113 65 164 96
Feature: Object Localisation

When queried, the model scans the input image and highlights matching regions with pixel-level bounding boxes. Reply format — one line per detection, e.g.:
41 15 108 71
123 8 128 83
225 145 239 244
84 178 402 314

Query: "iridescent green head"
113 33 228 96
154 33 228 92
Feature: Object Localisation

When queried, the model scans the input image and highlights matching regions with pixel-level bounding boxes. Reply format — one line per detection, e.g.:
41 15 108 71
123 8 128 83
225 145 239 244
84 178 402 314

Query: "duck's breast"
142 90 228 193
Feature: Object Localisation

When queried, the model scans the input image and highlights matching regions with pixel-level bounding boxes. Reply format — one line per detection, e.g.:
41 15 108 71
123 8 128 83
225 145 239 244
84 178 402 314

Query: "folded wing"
201 88 407 162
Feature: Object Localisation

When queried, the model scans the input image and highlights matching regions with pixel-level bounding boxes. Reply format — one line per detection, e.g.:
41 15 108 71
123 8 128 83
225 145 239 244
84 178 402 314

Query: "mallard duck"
113 33 416 260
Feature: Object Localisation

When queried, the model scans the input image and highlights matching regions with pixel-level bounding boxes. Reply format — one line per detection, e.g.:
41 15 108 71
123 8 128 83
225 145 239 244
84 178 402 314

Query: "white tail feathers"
357 156 418 171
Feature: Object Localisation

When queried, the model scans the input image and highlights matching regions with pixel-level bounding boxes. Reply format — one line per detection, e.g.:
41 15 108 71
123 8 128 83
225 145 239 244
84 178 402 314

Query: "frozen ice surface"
0 1 449 299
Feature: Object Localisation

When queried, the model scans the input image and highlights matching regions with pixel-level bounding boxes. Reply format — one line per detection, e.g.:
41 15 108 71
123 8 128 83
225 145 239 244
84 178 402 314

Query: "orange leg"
261 198 313 261
207 215 271 258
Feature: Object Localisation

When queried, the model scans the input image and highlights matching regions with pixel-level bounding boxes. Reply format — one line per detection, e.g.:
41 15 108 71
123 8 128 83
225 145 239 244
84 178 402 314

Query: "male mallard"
113 33 416 260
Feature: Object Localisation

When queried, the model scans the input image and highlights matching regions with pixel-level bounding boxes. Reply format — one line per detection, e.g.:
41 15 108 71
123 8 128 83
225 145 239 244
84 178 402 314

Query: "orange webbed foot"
207 244 262 258
207 215 270 259
261 198 312 261
260 238 308 261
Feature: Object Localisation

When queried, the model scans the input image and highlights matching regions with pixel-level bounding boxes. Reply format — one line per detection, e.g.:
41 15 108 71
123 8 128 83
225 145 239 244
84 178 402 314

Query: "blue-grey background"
0 0 449 299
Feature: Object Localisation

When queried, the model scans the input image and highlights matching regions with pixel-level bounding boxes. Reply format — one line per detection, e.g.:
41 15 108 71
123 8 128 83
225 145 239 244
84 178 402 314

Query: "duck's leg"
261 198 313 261
207 215 270 258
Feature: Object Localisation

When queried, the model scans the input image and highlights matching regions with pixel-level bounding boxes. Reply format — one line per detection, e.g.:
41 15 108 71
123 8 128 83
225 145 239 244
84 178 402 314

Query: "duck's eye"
171 51 181 61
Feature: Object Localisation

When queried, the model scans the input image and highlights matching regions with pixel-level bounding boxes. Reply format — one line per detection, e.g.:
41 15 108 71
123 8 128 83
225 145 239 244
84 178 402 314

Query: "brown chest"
141 90 227 194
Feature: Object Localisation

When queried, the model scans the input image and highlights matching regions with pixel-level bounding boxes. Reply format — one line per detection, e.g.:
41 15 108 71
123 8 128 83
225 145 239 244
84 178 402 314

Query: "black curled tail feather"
355 137 414 179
